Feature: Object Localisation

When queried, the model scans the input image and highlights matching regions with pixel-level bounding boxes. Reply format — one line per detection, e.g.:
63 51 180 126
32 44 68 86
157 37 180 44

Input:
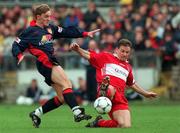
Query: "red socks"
98 119 118 127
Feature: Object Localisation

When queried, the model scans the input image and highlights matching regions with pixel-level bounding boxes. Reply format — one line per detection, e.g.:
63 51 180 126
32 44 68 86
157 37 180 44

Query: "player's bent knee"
117 124 131 128
124 123 131 128
116 120 131 128
121 123 131 128
116 119 124 128
58 79 72 90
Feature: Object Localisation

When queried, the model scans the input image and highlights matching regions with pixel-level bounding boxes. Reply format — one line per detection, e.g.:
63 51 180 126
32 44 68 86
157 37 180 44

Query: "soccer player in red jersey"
70 39 157 128
12 4 100 128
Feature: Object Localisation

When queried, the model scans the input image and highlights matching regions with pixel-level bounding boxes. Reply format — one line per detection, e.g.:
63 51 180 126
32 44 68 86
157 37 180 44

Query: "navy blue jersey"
12 23 86 66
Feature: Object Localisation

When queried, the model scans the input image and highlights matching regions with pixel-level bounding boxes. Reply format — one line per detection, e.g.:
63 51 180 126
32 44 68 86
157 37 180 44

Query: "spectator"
83 1 101 30
161 32 177 71
101 33 116 52
133 32 146 51
144 39 154 51
132 12 145 29
73 4 84 21
73 77 88 105
63 6 79 27
16 79 43 105
81 40 99 102
26 79 43 102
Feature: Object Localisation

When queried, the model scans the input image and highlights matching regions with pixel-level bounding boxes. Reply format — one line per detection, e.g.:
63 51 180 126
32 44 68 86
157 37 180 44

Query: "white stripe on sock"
34 107 43 117
72 106 81 116
72 106 80 112
73 109 81 116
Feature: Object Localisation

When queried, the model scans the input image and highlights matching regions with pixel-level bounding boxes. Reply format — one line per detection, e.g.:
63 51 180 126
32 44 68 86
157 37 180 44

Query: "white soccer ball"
94 97 112 114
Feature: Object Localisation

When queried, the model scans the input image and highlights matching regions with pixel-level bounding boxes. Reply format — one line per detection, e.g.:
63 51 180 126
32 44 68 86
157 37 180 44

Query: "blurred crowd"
0 1 180 71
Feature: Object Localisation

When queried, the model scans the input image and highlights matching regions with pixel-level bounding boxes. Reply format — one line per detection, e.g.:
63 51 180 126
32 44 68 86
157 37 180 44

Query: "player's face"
116 45 131 61
37 11 51 26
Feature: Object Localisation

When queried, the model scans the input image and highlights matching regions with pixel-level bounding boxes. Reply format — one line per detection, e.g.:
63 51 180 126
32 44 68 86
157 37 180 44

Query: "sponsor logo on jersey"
39 34 53 46
104 63 129 82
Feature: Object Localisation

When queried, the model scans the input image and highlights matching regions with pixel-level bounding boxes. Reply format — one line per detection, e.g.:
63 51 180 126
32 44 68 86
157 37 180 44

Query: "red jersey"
89 51 135 92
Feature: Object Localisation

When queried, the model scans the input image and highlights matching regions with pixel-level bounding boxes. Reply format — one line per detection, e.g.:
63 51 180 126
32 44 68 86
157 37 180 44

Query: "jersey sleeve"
126 65 135 86
12 30 30 57
88 51 104 68
51 24 86 39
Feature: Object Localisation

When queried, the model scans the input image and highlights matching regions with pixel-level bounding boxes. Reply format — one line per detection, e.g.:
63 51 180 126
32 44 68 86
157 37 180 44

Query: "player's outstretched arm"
53 24 100 39
12 29 30 65
70 42 90 60
86 29 100 38
130 83 157 99
12 41 25 65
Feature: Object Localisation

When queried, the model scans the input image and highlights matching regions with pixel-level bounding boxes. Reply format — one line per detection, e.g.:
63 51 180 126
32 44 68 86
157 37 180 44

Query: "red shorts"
97 86 129 119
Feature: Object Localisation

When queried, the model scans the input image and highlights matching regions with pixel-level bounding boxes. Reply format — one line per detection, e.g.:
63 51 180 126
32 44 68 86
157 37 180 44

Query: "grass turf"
0 101 180 133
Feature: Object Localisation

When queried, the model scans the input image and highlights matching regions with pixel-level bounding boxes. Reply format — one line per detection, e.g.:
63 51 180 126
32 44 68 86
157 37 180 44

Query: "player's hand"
17 53 24 65
87 29 100 38
144 92 157 99
70 42 80 51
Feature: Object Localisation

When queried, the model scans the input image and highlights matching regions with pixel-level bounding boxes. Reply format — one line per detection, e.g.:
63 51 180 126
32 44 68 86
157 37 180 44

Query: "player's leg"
33 84 64 116
29 61 64 128
86 115 118 127
29 84 64 128
86 85 119 128
86 109 131 128
111 88 131 127
87 86 130 128
51 65 92 122
112 109 131 128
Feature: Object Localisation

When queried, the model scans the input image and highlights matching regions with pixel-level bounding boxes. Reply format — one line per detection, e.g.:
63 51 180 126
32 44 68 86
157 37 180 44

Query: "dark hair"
116 39 132 48
33 4 50 17
32 79 37 82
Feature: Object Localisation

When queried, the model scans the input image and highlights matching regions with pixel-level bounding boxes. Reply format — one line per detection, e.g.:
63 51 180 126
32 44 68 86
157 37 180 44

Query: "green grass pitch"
0 101 180 133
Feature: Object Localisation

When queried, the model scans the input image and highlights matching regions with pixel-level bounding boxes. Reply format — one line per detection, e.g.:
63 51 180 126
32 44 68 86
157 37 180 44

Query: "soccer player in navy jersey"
70 39 157 128
12 4 100 128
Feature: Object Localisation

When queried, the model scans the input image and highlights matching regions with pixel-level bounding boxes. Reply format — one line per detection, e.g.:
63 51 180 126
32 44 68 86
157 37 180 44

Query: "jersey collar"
30 20 37 26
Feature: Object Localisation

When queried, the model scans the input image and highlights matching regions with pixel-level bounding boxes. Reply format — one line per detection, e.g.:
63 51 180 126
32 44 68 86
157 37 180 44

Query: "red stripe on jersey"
62 88 73 94
29 45 53 68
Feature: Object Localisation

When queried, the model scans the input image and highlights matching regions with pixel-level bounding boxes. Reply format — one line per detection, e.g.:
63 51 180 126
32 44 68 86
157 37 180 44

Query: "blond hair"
33 4 50 18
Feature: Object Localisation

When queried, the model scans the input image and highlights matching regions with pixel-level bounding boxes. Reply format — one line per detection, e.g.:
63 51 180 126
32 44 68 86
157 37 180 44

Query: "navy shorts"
36 57 59 86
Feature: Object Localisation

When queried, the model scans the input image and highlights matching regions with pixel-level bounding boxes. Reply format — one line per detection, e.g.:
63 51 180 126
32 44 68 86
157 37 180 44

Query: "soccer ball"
94 97 112 114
